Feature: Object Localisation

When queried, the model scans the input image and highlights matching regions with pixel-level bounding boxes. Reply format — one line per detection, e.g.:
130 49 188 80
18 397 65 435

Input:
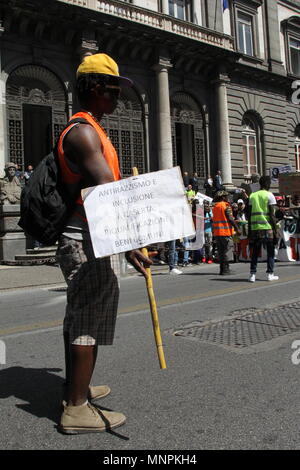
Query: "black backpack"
18 117 88 246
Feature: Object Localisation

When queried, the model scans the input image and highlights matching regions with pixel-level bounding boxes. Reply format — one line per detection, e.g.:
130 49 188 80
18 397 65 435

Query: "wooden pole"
132 167 167 369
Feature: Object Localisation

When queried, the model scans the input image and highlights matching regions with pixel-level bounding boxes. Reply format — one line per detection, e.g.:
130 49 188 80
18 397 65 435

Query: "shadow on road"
275 262 299 267
211 278 272 282
0 366 63 423
177 272 218 276
0 366 130 440
210 277 247 282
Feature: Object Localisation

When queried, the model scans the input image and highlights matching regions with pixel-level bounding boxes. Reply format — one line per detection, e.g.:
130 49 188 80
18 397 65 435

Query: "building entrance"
23 104 52 169
175 122 194 174
6 65 67 170
171 92 206 180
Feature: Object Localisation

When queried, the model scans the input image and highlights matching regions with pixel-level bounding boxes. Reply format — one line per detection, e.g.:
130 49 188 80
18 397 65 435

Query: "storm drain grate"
167 301 300 348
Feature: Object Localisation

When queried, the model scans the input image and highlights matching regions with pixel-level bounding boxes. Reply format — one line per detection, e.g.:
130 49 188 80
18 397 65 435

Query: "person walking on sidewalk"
212 191 241 275
56 53 152 434
248 175 279 282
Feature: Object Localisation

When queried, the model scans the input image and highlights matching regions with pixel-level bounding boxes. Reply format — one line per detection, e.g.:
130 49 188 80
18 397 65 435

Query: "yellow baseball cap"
76 53 132 87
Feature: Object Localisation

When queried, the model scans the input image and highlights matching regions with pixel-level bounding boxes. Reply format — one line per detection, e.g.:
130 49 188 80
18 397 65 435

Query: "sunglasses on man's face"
105 85 121 97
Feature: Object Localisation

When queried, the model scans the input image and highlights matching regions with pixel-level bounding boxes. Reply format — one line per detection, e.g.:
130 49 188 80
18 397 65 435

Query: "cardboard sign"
194 192 213 204
232 219 298 262
276 218 298 262
279 172 300 195
270 165 292 182
186 205 205 250
83 167 196 258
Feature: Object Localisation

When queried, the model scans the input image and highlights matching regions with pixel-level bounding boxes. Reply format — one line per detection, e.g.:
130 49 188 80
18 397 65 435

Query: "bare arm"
225 206 241 234
248 205 252 239
269 204 278 238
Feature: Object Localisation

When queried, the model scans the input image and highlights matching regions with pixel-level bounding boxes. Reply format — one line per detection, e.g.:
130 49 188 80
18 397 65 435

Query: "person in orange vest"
55 53 152 434
212 190 241 275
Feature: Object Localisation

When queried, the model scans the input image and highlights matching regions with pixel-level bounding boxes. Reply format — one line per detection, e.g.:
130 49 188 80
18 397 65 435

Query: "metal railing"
57 0 234 51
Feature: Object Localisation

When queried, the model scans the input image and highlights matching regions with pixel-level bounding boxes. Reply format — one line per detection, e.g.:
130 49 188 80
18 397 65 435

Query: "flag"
223 0 229 11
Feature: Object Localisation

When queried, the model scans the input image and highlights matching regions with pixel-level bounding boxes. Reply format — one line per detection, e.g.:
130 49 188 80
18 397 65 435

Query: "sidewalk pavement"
0 264 66 291
0 262 169 291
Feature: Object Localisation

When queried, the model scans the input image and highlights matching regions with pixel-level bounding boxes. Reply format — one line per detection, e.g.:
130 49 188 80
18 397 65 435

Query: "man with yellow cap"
55 53 152 434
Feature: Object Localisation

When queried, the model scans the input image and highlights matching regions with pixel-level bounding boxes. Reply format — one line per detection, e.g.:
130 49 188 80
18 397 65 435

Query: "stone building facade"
0 0 299 188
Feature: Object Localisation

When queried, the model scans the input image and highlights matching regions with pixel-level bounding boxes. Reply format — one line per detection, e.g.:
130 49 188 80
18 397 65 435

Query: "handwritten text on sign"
83 167 195 258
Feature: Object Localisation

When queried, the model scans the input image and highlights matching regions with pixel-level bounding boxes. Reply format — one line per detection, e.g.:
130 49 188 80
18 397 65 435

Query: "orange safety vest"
212 201 233 236
57 111 121 222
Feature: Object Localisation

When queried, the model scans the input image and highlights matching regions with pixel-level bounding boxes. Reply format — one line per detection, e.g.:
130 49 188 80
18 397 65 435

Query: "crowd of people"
150 170 300 279
0 162 34 186
13 164 34 185
0 162 35 207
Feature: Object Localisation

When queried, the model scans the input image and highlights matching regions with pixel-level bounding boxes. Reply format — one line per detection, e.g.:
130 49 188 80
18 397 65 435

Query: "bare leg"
92 344 98 371
64 333 98 385
67 344 97 406
64 331 99 404
64 332 71 386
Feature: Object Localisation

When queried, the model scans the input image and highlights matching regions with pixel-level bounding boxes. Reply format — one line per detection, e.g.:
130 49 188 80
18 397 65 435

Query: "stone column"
144 102 151 173
0 20 6 175
0 205 26 262
214 75 233 188
206 0 223 33
193 0 202 25
161 0 169 15
0 75 6 176
264 0 285 74
153 59 173 170
204 111 211 178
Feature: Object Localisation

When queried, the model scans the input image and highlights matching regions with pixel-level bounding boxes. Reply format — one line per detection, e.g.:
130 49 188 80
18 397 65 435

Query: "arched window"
242 114 261 177
6 65 67 170
295 125 300 171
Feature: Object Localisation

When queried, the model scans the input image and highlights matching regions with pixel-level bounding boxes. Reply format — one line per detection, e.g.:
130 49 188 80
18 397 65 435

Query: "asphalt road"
1 261 300 450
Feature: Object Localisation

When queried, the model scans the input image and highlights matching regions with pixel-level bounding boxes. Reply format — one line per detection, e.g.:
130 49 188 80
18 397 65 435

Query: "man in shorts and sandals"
56 53 152 434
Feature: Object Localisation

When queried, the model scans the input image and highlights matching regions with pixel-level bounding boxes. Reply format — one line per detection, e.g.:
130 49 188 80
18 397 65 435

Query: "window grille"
102 88 146 177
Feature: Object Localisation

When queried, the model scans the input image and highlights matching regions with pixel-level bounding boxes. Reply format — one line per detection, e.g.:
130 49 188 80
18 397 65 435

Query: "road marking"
1 274 300 339
117 274 300 315
0 320 63 336
0 282 66 292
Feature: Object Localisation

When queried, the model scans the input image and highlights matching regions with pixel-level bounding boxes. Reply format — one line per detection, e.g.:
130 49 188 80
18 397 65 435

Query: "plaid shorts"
56 236 120 346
